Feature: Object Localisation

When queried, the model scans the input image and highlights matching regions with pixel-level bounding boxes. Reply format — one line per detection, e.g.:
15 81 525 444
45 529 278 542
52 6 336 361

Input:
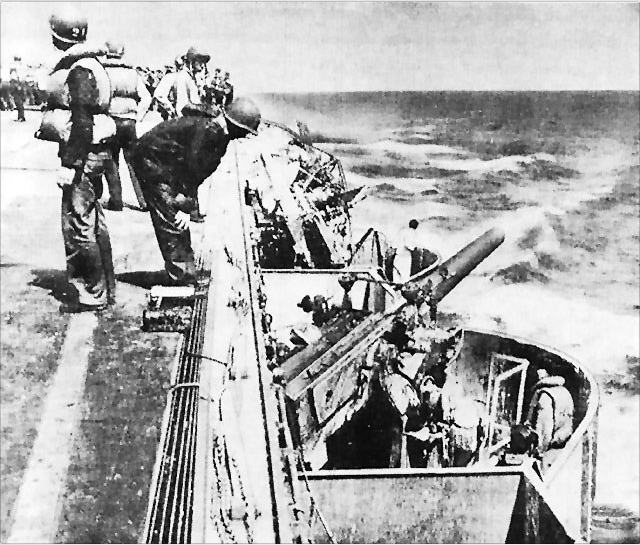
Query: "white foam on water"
345 171 439 194
372 177 439 193
567 137 639 175
427 153 557 174
386 124 438 137
368 139 469 158
351 194 466 240
344 171 377 188
442 276 639 376
322 140 469 166
478 207 562 267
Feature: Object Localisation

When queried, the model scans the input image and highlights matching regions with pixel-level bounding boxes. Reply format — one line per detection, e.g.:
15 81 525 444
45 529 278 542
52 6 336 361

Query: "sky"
1 1 639 93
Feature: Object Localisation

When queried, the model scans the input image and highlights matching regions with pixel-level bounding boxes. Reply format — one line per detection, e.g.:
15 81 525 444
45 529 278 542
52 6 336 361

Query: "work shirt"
153 69 200 119
398 226 422 253
8 60 25 82
131 114 229 200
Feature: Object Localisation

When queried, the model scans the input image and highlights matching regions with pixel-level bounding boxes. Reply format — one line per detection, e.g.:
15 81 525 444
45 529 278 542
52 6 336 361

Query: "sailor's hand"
175 211 191 231
56 168 75 189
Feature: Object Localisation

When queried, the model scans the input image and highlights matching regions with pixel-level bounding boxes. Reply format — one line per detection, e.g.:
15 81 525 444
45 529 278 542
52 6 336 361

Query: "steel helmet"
105 40 125 59
184 46 210 64
224 97 261 134
49 8 88 45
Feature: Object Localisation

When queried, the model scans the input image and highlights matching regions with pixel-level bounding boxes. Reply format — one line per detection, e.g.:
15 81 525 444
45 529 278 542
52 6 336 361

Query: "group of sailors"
36 7 261 312
150 48 234 122
1 55 45 120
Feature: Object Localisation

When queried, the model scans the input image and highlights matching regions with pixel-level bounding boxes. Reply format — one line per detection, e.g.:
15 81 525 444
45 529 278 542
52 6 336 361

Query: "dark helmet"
224 97 261 134
409 219 419 229
297 295 313 313
49 8 88 46
105 40 125 59
184 46 210 64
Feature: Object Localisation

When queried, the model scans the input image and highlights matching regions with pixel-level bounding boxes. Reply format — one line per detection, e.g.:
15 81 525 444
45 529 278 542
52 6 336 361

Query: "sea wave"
440 278 640 381
491 262 550 284
368 139 468 158
350 162 458 180
371 180 439 202
600 355 640 395
308 132 359 145
427 153 559 174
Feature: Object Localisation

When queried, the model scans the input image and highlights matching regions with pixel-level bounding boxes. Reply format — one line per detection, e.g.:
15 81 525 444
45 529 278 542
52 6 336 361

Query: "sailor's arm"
135 73 153 123
224 83 234 106
153 73 176 117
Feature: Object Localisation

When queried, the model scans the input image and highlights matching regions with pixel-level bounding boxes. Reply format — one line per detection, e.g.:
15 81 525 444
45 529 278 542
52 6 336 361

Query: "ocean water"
257 91 640 528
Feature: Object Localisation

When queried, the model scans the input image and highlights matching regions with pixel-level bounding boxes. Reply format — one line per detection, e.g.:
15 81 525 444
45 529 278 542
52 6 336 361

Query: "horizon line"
252 89 640 95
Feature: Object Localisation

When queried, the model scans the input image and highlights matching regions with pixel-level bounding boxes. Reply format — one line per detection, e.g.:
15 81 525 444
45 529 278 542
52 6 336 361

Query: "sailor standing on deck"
36 8 117 312
525 366 574 471
9 55 27 122
207 69 234 107
153 46 209 121
153 46 212 222
394 218 441 281
100 41 152 212
130 97 261 285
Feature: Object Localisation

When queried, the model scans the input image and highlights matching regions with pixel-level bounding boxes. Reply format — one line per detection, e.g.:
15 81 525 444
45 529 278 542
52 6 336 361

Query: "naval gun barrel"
406 228 505 306
282 228 505 401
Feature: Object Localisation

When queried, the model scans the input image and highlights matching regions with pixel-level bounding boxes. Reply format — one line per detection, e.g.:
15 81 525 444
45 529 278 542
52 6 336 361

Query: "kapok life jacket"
101 58 140 119
36 43 115 144
527 376 574 450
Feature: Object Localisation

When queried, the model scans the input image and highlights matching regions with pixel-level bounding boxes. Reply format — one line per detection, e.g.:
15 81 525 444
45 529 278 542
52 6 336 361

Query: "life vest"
102 58 139 118
36 48 115 144
527 376 574 449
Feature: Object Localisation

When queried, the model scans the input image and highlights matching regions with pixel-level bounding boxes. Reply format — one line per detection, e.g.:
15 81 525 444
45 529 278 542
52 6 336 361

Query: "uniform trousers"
61 149 116 306
104 118 148 210
133 157 197 284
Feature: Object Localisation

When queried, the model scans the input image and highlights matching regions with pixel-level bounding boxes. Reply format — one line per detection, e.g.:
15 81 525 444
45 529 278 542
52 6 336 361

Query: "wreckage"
143 122 599 543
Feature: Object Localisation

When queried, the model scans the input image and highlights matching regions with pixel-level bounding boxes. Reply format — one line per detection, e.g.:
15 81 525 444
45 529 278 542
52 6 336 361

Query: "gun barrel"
428 227 505 304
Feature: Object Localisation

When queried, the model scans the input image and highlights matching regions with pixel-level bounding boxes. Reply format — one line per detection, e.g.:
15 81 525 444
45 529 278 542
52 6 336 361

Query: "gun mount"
276 228 505 461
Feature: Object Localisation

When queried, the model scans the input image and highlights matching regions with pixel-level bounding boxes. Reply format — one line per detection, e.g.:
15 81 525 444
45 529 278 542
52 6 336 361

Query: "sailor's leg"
60 155 112 307
103 138 123 210
12 83 25 121
93 172 116 302
137 176 196 285
123 152 149 211
120 119 148 211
